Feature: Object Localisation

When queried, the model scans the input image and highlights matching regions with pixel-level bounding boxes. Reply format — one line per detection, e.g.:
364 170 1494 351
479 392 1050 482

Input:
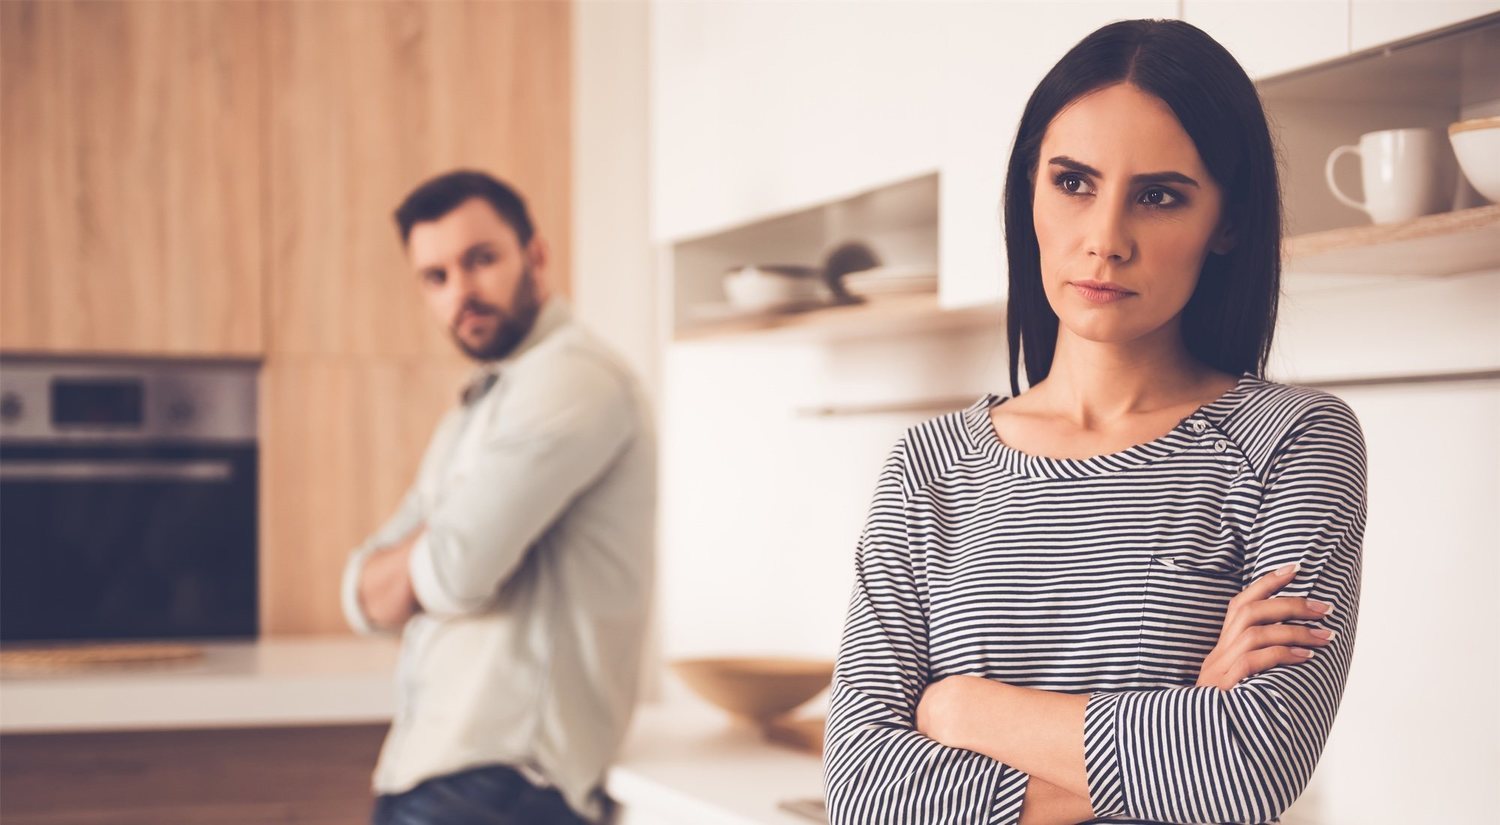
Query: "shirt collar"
459 297 572 407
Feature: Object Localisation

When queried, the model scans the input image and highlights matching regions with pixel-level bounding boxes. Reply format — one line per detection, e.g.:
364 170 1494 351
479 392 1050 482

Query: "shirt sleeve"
1083 397 1368 824
823 437 1034 825
408 350 637 617
340 483 426 636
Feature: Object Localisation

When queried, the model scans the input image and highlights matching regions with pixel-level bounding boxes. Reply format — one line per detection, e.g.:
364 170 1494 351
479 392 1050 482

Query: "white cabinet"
650 1 948 243
651 0 1174 308
1183 0 1349 79
650 0 1498 314
1350 0 1500 50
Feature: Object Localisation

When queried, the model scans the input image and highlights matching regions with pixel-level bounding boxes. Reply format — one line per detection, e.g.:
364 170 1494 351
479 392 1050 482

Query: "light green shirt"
340 297 656 823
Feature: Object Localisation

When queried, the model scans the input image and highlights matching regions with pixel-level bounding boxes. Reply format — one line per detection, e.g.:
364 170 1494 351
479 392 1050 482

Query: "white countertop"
608 699 827 825
0 635 400 733
0 637 827 823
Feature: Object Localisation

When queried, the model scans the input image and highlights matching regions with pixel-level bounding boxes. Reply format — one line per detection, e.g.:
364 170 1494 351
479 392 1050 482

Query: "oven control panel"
0 359 256 444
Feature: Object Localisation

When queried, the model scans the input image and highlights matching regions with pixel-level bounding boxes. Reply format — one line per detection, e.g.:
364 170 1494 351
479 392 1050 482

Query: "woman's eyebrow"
1048 155 1200 188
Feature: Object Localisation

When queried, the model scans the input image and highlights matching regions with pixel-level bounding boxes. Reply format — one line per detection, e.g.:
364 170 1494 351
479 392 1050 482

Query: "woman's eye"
1056 173 1090 195
1141 188 1182 208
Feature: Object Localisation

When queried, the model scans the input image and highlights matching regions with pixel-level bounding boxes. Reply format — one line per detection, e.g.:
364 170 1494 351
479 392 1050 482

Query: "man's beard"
451 265 543 361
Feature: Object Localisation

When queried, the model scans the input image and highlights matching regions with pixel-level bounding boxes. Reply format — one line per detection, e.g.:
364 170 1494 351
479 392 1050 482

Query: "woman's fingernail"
1276 562 1300 576
1310 628 1335 640
1295 648 1316 658
1308 600 1333 613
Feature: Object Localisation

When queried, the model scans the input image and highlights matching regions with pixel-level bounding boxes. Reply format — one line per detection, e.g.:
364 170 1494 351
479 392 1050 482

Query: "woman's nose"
1084 201 1134 263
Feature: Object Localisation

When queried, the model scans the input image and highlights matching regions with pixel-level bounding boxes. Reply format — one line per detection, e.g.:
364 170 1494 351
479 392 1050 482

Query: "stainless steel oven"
0 358 258 643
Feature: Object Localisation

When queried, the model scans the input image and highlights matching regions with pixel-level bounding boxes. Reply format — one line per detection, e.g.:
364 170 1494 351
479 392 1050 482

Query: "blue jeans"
371 764 595 825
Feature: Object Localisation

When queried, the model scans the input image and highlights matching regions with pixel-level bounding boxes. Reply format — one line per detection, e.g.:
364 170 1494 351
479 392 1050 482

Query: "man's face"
406 197 545 361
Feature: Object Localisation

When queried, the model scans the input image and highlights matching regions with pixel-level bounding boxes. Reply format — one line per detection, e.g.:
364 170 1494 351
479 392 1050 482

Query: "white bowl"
1449 117 1500 204
723 265 828 312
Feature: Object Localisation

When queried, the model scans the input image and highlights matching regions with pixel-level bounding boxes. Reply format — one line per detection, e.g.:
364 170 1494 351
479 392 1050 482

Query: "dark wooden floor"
0 723 388 825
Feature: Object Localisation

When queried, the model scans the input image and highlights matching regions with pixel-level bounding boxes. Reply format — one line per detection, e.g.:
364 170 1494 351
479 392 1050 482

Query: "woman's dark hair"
1002 18 1281 397
394 169 535 247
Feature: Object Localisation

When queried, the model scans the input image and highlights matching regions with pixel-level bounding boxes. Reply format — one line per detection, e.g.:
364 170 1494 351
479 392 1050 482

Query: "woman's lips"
1070 281 1135 304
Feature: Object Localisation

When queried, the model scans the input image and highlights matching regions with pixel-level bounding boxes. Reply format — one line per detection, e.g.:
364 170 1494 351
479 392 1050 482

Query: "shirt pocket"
1136 550 1246 685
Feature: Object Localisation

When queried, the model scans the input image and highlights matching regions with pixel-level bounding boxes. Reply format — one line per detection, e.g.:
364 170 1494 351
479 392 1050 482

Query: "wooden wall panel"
265 0 573 359
0 1 264 356
260 357 471 635
260 1 573 634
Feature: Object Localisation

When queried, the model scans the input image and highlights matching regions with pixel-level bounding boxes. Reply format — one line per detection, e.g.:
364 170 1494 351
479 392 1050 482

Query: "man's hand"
357 526 425 630
1196 562 1336 691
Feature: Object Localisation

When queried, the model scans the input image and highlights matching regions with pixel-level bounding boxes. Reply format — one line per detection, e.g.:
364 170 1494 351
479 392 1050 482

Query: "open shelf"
1285 204 1500 276
1257 15 1499 241
674 203 1498 343
673 292 1002 344
666 172 950 344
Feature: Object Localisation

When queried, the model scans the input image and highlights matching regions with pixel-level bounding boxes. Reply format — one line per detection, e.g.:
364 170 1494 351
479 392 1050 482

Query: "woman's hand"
1197 562 1336 691
920 677 1097 824
915 674 989 749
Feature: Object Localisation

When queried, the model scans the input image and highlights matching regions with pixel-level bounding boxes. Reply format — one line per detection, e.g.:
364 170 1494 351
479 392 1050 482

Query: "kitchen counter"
0 635 400 733
1 639 828 823
608 697 828 825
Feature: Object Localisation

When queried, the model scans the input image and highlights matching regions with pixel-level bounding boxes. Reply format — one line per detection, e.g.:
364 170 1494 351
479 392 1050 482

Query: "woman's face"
1032 82 1232 348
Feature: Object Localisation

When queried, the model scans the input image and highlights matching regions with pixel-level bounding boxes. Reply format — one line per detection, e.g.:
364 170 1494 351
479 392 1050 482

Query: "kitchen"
2 1 1498 823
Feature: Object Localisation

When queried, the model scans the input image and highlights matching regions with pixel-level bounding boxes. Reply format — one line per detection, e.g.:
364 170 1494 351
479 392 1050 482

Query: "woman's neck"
1028 324 1225 429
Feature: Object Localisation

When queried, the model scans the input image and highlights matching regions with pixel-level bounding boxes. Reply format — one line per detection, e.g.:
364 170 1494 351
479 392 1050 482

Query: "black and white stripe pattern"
823 372 1367 824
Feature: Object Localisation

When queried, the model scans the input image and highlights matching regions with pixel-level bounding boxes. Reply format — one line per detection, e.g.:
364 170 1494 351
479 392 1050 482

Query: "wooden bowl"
671 656 835 722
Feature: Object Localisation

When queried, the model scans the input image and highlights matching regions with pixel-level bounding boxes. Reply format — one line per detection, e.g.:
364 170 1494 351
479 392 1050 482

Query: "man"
340 170 656 825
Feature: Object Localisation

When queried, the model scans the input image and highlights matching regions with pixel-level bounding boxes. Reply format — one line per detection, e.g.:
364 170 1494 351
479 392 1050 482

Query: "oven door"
0 442 257 643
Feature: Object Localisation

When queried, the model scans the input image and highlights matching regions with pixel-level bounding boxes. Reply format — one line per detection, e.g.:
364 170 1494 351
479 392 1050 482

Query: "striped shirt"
823 371 1366 825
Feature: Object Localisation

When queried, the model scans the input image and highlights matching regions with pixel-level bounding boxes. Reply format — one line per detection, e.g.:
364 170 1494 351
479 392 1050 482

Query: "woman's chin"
1057 316 1153 346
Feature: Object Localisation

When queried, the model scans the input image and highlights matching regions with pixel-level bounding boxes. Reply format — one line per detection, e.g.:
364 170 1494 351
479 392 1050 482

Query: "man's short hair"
393 170 536 247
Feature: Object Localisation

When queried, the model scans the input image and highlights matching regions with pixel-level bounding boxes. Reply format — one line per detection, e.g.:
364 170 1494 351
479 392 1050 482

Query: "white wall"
1272 273 1500 824
573 0 658 400
659 325 1009 661
1300 371 1500 824
572 0 662 701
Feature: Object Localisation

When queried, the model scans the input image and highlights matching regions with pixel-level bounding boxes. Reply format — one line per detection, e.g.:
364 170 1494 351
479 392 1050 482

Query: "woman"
823 19 1365 825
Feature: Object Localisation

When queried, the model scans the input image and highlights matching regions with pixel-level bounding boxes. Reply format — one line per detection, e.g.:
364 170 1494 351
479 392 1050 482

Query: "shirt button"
1190 420 1208 434
1214 439 1229 452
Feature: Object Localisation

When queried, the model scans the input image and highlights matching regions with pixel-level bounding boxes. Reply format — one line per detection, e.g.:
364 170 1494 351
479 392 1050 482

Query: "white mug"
1324 127 1457 224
